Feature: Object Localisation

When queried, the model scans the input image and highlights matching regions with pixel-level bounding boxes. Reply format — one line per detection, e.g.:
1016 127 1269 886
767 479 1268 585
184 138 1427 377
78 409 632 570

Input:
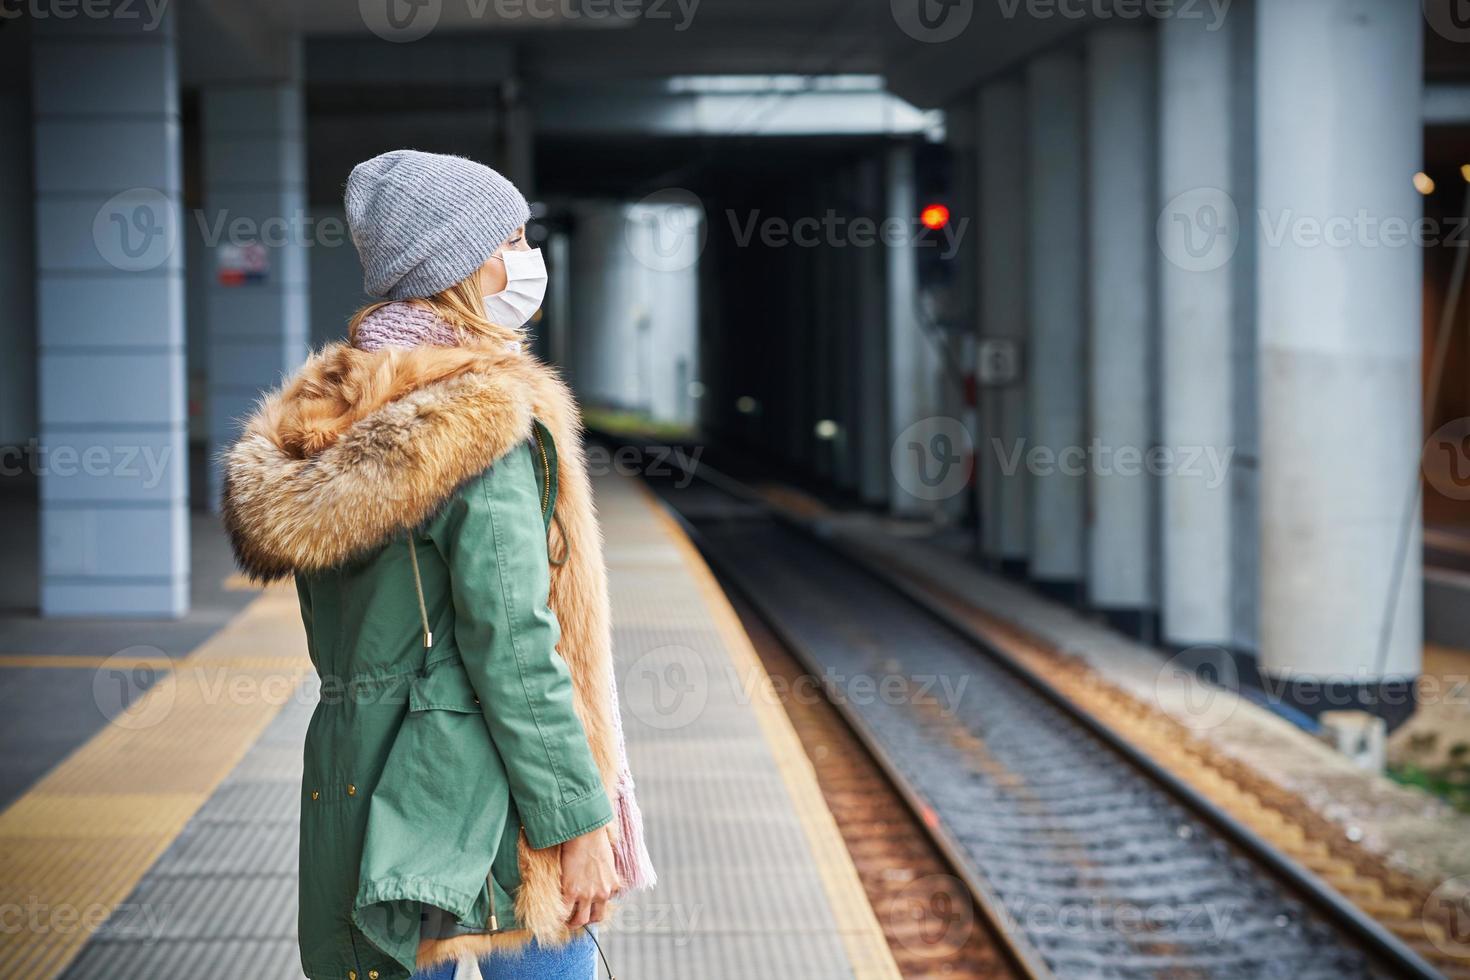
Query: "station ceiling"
181 0 1093 108
180 1 1470 117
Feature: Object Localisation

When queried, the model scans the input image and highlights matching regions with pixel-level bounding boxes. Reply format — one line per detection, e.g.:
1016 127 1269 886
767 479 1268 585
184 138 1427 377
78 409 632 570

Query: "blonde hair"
347 272 520 349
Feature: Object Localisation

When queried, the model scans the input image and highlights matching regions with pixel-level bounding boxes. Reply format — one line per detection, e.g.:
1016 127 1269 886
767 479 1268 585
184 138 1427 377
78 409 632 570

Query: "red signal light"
920 203 950 230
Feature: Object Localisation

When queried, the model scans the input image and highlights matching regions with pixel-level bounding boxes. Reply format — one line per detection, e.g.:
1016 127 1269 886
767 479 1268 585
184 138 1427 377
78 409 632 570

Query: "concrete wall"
308 204 368 348
1255 0 1423 684
31 7 189 616
1085 27 1157 614
1025 53 1087 586
976 78 1029 565
566 200 700 427
0 21 36 449
201 82 310 510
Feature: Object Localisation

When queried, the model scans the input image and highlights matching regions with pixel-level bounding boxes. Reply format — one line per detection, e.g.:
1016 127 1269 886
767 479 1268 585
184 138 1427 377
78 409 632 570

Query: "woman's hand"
560 828 618 928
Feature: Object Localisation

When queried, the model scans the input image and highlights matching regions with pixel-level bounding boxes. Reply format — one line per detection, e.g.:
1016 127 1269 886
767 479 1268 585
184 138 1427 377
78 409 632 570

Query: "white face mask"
483 247 547 330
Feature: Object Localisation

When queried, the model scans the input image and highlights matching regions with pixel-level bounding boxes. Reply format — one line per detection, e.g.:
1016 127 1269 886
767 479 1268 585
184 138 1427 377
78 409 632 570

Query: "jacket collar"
221 340 556 582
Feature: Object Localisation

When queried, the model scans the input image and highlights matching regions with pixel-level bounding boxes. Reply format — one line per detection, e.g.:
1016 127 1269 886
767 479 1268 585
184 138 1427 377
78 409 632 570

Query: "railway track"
732 589 1023 979
635 452 1446 980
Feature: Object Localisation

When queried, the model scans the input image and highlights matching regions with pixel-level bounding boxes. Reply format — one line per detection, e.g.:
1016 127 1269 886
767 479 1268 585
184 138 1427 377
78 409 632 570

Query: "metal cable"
1374 180 1470 675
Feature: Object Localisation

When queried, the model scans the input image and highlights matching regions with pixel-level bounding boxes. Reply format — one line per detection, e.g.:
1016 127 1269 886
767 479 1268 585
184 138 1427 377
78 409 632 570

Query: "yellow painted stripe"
0 584 310 980
0 655 175 669
635 484 904 980
222 572 266 592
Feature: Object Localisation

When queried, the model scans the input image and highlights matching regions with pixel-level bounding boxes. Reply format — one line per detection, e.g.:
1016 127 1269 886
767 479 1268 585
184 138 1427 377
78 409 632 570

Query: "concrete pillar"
202 79 310 511
1256 0 1422 709
857 157 891 507
307 199 366 348
32 6 187 617
886 141 944 517
545 230 571 368
1025 53 1086 589
568 203 641 411
977 79 1028 565
567 200 699 426
1156 13 1238 648
1229 2 1259 662
1085 28 1156 618
831 166 863 494
503 78 536 201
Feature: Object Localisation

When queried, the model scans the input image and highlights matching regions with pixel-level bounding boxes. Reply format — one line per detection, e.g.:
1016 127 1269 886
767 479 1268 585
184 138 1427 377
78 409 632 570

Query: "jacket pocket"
358 655 515 937
408 657 481 713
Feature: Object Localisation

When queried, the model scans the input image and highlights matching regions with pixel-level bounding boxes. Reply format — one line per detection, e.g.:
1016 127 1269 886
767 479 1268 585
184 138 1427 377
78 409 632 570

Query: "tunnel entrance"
539 128 969 520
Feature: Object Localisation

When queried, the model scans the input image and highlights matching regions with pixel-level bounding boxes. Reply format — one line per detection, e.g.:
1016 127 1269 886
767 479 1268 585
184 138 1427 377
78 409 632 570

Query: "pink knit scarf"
353 301 463 352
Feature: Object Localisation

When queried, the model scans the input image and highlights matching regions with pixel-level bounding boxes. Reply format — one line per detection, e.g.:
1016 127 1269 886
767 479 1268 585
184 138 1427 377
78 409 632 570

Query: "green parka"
222 341 628 980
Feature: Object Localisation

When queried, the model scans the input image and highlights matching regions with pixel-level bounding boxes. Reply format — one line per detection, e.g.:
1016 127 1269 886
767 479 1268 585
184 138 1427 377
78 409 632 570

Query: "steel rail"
657 497 1053 980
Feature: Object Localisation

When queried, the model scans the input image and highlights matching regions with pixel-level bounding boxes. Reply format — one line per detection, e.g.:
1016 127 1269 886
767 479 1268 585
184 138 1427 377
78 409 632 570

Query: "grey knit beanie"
345 150 530 300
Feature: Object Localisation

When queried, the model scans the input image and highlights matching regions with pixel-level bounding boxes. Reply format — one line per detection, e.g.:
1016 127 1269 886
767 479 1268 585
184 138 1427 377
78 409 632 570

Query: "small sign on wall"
977 338 1021 386
217 242 269 286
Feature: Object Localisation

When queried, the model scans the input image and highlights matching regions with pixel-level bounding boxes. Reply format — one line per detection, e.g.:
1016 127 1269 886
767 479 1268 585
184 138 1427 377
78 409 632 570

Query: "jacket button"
348 972 357 980
347 784 356 796
369 972 380 980
311 790 320 801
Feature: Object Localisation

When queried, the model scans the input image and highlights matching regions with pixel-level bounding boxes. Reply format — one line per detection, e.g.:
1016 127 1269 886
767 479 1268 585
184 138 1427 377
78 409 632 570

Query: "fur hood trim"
221 341 551 581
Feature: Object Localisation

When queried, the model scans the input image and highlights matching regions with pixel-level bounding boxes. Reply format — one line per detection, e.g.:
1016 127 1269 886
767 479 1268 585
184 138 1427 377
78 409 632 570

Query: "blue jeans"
411 931 598 980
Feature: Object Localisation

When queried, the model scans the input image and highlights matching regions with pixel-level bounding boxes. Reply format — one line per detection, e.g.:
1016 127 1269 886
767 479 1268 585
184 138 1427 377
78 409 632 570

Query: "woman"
221 150 655 980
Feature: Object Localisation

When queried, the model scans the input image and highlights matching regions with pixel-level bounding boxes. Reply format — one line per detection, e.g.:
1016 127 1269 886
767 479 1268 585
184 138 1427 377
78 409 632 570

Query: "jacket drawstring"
409 513 562 650
407 538 432 648
550 511 570 567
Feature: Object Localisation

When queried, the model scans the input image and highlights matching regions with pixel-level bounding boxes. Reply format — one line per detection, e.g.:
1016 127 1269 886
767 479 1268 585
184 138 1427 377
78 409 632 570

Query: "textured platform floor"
8 471 894 980
593 475 895 980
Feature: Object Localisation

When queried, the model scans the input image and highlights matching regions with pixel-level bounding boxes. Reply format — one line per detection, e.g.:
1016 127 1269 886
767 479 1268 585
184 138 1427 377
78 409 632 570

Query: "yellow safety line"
0 655 176 669
222 572 266 592
634 483 904 980
0 584 310 980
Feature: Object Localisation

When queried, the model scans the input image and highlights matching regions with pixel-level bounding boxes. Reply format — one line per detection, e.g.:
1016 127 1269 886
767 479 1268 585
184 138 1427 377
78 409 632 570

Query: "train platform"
0 472 899 980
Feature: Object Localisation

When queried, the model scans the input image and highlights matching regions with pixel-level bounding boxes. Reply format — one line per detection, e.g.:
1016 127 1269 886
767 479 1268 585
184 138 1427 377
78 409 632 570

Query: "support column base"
1095 608 1159 645
1253 663 1418 734
1032 578 1083 607
1166 645 1419 733
993 557 1029 582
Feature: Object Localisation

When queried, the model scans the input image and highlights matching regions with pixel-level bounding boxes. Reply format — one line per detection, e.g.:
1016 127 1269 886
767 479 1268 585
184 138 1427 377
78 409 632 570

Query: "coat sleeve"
427 445 614 850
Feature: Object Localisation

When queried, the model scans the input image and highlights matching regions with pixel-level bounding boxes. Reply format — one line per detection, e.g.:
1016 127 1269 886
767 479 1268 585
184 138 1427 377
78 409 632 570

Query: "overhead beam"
532 83 941 138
